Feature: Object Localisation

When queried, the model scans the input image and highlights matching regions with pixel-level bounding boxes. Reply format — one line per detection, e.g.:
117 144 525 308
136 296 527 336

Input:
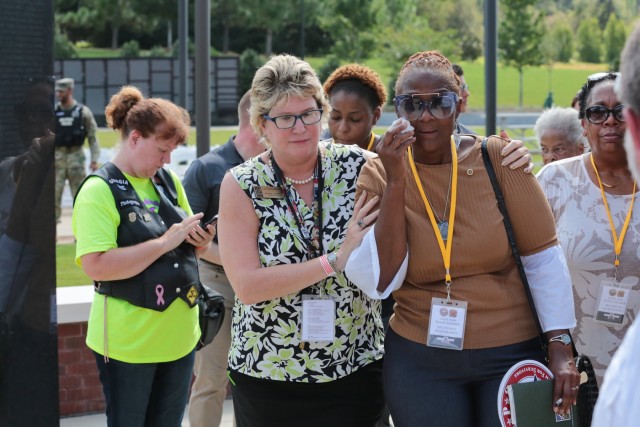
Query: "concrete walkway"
60 400 235 426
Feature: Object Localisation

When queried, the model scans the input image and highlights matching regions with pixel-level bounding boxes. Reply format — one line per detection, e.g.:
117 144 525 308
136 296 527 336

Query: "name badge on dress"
594 279 630 325
255 186 284 199
301 295 335 342
427 298 468 351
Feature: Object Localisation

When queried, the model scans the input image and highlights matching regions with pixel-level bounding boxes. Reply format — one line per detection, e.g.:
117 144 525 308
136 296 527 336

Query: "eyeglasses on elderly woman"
585 105 625 124
394 92 458 121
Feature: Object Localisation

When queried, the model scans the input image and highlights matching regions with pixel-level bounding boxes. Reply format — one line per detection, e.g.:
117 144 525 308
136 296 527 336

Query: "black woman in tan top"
346 51 580 427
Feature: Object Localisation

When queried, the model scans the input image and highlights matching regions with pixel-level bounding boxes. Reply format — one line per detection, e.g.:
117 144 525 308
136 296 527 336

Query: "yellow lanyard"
408 136 458 298
590 154 636 274
366 133 376 151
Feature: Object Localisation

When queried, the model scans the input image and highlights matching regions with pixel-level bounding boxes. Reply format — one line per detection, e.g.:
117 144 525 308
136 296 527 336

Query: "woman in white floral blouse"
537 72 640 384
217 54 383 427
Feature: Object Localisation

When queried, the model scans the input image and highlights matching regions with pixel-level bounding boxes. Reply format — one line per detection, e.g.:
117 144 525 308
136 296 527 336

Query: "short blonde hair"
249 54 330 143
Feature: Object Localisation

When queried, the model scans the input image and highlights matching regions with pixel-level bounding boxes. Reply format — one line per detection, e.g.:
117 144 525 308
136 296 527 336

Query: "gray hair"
619 22 640 114
249 54 330 144
534 107 586 149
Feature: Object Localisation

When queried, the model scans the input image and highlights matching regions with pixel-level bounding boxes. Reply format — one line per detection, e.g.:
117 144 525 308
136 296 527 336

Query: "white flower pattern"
538 155 640 384
228 143 383 383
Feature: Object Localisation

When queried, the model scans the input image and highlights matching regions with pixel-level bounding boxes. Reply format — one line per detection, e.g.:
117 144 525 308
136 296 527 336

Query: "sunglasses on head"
585 105 625 124
394 92 458 121
587 72 620 84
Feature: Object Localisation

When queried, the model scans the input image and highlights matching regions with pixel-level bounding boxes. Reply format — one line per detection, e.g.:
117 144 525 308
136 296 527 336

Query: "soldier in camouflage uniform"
54 78 100 222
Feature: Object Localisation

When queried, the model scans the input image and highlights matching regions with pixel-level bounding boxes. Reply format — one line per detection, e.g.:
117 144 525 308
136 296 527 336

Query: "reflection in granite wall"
0 1 58 426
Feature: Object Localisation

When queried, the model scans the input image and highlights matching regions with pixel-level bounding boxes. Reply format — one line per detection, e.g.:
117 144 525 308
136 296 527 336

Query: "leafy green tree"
131 0 177 49
551 22 574 63
498 0 545 107
316 0 383 61
539 16 573 64
376 17 459 81
603 13 626 70
240 0 297 56
595 0 615 30
416 0 483 60
211 0 245 53
576 18 603 63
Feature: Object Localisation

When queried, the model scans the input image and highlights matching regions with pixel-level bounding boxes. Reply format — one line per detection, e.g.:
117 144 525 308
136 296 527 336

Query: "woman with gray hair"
534 107 586 165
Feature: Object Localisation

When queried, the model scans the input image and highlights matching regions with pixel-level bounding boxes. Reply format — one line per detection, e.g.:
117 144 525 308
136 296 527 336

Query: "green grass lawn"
98 128 237 149
307 56 605 111
57 243 92 287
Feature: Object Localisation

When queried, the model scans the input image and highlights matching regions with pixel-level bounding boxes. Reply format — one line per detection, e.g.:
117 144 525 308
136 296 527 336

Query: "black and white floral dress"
228 142 383 383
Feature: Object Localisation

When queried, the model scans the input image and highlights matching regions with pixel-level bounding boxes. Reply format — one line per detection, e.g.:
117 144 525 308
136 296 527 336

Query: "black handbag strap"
480 138 553 356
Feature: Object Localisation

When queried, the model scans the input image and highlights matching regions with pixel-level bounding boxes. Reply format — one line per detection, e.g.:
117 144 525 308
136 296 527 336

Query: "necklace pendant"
438 221 449 241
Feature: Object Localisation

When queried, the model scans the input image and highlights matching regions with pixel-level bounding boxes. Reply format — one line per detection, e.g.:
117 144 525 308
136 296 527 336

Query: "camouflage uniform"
54 102 99 221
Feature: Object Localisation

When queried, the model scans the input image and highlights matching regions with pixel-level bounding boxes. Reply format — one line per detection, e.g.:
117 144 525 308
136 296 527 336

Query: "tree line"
55 0 637 105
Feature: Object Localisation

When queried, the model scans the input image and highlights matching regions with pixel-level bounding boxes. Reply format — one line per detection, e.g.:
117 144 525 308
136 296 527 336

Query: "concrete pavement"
60 400 235 426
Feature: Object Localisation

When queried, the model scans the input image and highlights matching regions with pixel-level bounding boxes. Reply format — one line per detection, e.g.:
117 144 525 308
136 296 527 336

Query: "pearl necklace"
267 148 323 186
285 174 315 185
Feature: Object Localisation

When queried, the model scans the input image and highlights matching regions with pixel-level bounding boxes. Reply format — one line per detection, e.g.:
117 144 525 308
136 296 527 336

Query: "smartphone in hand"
201 215 218 231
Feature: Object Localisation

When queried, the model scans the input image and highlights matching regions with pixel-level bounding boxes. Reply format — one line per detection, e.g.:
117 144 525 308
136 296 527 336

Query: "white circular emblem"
498 359 553 427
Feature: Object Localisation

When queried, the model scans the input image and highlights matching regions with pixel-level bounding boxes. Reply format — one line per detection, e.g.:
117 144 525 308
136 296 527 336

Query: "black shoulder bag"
481 138 599 427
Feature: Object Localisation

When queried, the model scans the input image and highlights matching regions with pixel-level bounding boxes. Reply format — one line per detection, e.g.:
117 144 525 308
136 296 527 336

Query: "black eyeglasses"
262 109 323 129
585 105 625 124
394 92 458 121
587 72 620 84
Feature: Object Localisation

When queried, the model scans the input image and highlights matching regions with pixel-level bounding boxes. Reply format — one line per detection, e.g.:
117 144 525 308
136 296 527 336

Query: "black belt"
200 259 226 275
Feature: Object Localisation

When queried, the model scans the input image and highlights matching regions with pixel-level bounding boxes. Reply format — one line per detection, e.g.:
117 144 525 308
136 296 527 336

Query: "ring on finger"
357 219 365 228
571 385 580 391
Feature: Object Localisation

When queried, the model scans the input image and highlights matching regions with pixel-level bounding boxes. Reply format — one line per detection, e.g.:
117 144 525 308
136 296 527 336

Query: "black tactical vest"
55 103 86 147
75 162 200 311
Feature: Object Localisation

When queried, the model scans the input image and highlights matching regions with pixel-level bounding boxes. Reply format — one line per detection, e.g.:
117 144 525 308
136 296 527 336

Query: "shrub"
148 45 170 57
171 39 195 58
239 48 266 95
119 40 140 58
317 55 341 83
54 31 77 59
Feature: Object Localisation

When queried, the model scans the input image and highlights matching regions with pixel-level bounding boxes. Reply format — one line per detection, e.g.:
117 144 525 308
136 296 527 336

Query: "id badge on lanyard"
590 155 636 326
301 294 335 342
594 279 630 325
427 298 468 350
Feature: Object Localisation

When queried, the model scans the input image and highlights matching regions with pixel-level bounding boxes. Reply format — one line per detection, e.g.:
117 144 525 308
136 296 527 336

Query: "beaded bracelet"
318 255 335 277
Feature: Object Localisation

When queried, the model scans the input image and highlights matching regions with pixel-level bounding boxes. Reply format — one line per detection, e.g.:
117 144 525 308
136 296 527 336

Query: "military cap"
55 78 74 91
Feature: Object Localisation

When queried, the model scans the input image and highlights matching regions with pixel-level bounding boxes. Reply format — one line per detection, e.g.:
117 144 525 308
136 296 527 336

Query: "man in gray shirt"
183 91 263 427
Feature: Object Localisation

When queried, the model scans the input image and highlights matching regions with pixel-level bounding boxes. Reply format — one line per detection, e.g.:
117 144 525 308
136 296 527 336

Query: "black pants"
384 328 544 427
230 359 384 427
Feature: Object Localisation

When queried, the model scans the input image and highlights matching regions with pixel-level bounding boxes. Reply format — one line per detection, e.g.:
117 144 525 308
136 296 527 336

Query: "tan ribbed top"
357 136 558 349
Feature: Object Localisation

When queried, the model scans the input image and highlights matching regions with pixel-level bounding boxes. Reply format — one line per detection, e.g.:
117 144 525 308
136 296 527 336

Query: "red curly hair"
323 64 387 110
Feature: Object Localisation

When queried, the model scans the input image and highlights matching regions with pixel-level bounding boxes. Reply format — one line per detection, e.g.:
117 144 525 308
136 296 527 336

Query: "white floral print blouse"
537 155 640 384
228 142 383 383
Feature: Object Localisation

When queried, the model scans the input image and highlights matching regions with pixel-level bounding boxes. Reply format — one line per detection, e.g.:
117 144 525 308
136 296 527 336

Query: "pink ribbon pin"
155 284 165 306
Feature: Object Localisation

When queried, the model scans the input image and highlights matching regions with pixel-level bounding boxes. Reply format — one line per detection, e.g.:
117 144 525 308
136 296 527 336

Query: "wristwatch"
326 252 341 275
548 333 572 346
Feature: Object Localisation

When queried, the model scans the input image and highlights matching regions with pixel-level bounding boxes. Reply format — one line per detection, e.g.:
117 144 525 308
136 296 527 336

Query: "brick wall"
57 319 231 418
58 322 105 416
